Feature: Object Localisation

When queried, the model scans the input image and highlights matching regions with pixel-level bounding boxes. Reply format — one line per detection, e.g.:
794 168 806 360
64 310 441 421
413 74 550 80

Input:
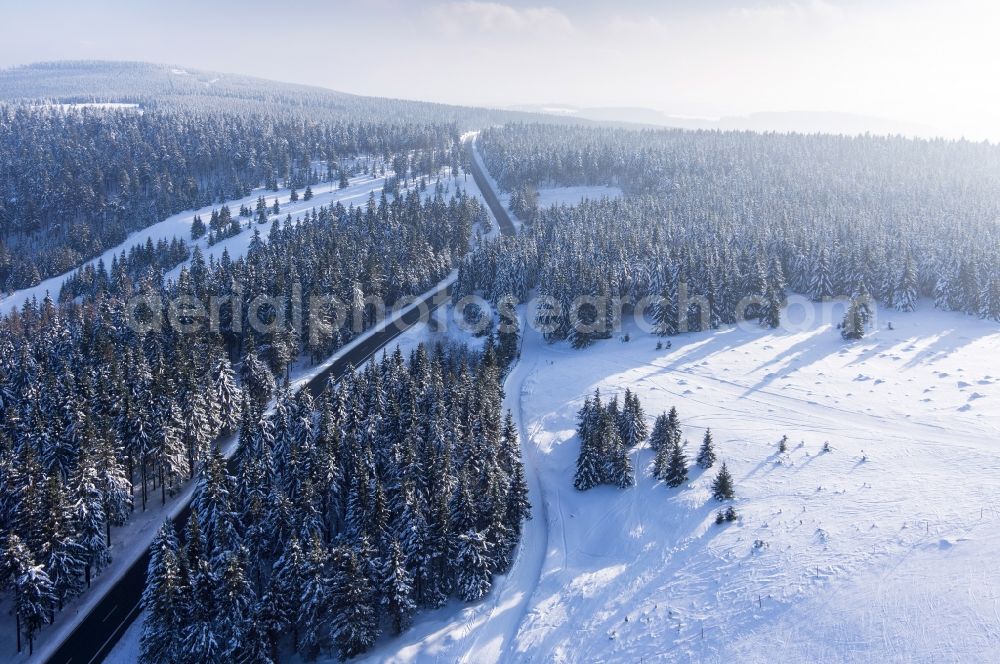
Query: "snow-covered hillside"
319 297 999 664
507 299 1000 663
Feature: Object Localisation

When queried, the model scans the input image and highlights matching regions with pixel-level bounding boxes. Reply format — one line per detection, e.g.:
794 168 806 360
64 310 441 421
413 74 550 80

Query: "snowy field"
504 299 1000 663
534 184 623 209
294 297 998 664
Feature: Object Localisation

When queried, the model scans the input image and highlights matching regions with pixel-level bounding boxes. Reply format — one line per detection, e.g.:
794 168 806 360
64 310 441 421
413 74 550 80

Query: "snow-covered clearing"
503 299 1000 663
534 184 622 209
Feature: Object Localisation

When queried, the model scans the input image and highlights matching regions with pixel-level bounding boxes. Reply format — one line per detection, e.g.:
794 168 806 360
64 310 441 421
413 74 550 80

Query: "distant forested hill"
0 60 543 126
0 61 563 291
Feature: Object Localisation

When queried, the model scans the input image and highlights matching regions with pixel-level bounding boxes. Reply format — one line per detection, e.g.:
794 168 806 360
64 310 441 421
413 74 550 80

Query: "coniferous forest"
0 105 461 290
0 178 490 655
0 60 573 292
140 342 530 662
461 124 1000 343
5 2 1000 658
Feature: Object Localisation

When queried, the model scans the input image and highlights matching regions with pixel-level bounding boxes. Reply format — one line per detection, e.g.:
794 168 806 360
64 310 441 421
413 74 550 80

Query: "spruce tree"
810 248 834 301
5 534 54 655
711 462 735 501
652 432 670 481
455 529 493 602
241 347 276 409
760 286 782 328
649 412 670 452
619 389 647 449
191 215 206 240
855 281 874 326
329 549 379 659
696 429 716 469
654 276 680 336
140 522 185 664
895 256 918 312
14 556 55 655
297 537 331 661
574 434 602 491
603 412 635 489
269 536 306 648
503 445 532 536
664 439 688 488
72 447 109 586
178 559 220 663
381 539 416 634
981 275 1000 322
841 297 866 340
215 554 255 662
42 474 86 609
211 358 242 433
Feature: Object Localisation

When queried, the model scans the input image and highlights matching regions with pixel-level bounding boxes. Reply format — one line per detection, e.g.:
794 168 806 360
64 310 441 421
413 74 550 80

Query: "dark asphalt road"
42 137 513 664
466 137 516 236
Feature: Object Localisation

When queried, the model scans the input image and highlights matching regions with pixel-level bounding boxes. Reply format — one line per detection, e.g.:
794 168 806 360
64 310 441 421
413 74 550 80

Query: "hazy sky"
2 0 998 139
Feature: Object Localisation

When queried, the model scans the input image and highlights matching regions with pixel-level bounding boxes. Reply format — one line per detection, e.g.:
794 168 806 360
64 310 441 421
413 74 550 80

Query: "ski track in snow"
2 162 474 317
0 170 388 315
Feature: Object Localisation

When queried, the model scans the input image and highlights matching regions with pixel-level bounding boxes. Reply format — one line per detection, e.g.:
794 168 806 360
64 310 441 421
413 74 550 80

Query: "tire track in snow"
456 334 549 663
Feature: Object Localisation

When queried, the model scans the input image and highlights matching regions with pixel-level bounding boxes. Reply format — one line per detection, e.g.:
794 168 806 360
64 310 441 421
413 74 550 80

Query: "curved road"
43 138 515 664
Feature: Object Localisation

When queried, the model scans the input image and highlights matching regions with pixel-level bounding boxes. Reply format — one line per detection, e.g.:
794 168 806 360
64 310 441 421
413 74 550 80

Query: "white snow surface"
534 184 622 209
499 301 1000 663
348 298 998 663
